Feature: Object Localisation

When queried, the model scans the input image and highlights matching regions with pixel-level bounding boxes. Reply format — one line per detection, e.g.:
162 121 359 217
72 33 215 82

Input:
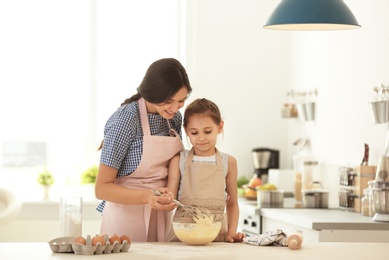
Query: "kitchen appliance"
302 190 329 208
301 180 329 208
252 148 279 184
372 153 389 222
239 200 261 236
368 85 389 222
257 190 284 208
268 169 294 197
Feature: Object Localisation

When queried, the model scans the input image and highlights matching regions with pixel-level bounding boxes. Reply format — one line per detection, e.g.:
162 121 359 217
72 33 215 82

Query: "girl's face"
185 114 224 156
148 86 189 119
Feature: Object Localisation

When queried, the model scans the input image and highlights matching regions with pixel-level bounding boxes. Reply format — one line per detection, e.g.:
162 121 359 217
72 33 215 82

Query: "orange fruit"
249 177 262 188
245 188 256 197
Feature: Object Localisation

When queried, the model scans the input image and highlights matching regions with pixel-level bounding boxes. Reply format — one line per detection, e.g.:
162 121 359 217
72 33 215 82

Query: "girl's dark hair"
121 58 192 105
183 98 222 128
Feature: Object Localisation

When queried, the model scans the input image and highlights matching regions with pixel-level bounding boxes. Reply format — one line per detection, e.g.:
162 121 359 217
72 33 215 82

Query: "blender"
371 133 389 222
252 148 280 184
369 85 389 221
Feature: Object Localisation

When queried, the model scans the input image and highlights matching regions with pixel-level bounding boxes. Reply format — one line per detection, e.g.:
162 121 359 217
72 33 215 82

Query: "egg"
109 234 121 245
120 235 131 244
91 235 106 246
74 236 86 245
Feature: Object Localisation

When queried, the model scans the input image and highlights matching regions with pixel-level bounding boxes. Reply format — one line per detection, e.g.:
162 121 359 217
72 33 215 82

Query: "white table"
0 242 387 260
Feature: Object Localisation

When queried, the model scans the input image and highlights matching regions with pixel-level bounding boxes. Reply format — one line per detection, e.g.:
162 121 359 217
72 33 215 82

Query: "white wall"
287 0 389 199
289 0 389 166
184 0 388 205
184 0 291 177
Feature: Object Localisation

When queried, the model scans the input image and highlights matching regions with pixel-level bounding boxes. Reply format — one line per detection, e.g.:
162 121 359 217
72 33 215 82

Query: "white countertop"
0 242 387 260
17 200 102 220
260 208 389 231
238 198 389 231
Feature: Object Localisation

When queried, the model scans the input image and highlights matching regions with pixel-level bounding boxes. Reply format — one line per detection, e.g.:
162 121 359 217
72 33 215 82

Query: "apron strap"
138 98 151 136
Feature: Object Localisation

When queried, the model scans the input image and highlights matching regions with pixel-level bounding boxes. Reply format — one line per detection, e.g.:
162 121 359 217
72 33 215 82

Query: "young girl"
167 98 245 242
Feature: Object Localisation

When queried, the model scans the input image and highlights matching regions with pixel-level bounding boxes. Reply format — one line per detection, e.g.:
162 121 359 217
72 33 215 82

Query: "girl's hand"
226 232 246 243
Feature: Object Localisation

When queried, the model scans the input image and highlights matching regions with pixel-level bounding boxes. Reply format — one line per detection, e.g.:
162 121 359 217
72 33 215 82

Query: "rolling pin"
287 233 303 250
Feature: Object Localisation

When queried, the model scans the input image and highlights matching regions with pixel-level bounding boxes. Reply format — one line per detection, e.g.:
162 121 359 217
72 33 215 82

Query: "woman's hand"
148 188 177 211
225 232 246 243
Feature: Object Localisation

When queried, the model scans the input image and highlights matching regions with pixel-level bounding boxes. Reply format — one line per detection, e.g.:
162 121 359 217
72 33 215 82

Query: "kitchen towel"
242 229 288 247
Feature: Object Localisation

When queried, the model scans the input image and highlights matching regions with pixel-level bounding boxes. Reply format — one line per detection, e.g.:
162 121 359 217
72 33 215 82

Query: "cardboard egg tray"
48 234 131 255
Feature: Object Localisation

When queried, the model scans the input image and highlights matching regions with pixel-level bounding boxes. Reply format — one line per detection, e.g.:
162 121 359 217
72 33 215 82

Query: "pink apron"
170 148 228 242
100 97 183 242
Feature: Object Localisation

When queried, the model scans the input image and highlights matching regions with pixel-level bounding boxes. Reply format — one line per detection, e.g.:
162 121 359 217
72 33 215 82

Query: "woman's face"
148 86 189 119
185 114 224 156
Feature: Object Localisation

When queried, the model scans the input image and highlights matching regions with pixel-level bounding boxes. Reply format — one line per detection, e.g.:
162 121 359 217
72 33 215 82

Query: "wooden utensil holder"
353 165 376 212
338 165 376 212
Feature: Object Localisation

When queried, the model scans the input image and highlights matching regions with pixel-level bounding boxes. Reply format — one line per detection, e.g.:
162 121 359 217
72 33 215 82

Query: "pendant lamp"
264 0 361 31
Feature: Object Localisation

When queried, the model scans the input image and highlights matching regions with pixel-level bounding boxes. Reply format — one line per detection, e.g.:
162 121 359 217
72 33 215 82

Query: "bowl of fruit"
237 175 263 200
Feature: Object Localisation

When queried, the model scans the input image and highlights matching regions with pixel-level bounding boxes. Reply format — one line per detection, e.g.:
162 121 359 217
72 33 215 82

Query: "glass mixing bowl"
172 222 221 246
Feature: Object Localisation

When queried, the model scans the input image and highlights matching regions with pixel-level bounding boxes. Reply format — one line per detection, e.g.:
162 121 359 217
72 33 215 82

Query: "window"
0 0 183 201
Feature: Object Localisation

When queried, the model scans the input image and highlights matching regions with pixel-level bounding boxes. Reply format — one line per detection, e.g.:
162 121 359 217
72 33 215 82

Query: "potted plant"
81 165 98 185
37 168 55 200
81 165 98 200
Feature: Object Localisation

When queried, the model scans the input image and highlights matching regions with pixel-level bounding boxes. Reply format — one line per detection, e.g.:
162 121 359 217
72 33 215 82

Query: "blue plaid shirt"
96 101 182 213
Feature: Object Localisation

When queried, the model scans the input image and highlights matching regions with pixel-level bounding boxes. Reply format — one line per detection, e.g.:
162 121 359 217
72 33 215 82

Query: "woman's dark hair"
183 98 222 128
121 58 192 105
98 58 191 151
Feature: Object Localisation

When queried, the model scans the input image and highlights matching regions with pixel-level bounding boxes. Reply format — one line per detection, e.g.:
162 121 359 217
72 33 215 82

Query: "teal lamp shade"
264 0 361 30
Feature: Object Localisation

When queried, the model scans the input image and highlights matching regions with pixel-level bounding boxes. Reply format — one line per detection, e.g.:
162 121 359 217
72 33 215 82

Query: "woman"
167 98 245 243
95 58 192 242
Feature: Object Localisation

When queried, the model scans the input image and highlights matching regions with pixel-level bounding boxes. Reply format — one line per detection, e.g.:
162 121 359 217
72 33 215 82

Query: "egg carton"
48 234 131 255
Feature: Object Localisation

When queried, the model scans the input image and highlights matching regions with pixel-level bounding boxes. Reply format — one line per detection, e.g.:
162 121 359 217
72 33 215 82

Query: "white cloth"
242 229 288 247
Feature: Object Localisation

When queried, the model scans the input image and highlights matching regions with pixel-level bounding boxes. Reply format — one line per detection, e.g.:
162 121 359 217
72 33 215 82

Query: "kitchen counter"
0 242 387 260
260 208 389 231
239 197 389 230
238 198 389 242
0 200 103 242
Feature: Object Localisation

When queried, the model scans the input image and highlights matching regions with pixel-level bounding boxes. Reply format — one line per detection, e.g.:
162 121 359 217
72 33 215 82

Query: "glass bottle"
361 188 370 216
302 160 319 190
367 180 375 217
59 196 83 237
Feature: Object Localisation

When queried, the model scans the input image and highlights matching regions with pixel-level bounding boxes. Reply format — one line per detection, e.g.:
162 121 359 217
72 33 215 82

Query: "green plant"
37 168 55 186
237 176 249 188
81 165 98 185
